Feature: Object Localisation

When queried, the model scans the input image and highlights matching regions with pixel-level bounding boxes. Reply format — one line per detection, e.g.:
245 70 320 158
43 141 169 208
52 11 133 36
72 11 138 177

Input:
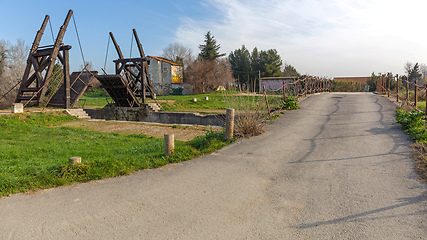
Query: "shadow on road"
293 192 427 229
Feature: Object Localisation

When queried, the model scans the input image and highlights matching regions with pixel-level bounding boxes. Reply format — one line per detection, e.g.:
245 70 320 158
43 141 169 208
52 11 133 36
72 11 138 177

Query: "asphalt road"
1 92 426 239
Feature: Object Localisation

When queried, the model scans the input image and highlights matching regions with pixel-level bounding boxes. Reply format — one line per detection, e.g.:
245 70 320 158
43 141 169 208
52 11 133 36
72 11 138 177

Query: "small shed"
147 56 183 95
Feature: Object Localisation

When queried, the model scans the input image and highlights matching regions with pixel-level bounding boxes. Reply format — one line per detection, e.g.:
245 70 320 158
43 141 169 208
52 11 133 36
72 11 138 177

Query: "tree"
198 31 225 61
162 42 192 66
0 39 29 107
0 40 7 77
408 62 422 83
228 45 251 80
404 61 413 77
185 58 234 93
283 64 300 77
366 72 378 92
261 49 282 77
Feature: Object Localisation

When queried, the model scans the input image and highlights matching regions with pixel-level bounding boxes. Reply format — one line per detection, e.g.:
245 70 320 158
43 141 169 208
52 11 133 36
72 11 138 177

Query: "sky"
1 0 427 77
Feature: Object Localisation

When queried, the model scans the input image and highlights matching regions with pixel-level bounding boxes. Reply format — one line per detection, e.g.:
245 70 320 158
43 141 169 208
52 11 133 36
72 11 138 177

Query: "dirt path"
0 92 425 239
59 119 218 141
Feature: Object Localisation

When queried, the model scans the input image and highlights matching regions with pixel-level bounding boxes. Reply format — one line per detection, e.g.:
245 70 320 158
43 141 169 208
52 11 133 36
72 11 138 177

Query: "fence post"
164 134 174 156
283 80 286 102
305 78 307 96
396 74 399 103
11 103 24 113
69 157 81 165
375 76 381 93
263 86 271 117
387 73 390 97
425 83 427 119
225 108 235 141
406 80 409 103
415 80 418 108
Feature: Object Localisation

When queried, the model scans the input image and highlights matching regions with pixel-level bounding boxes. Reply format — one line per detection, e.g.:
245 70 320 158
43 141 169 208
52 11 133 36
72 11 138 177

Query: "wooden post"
11 103 24 113
378 75 381 93
387 74 390 98
304 78 307 96
406 80 409 103
425 83 427 119
415 80 418 108
225 108 235 141
69 157 81 165
164 134 174 156
396 74 399 103
64 48 70 109
282 80 286 102
263 86 271 117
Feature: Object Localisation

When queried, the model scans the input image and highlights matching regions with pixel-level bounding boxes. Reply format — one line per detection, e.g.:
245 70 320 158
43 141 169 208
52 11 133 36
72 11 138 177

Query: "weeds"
395 109 427 142
223 92 269 138
395 108 427 180
283 96 300 110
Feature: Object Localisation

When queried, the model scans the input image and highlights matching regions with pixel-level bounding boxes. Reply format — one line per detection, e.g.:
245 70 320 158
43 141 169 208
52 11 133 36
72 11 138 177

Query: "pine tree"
228 45 251 80
199 31 225 61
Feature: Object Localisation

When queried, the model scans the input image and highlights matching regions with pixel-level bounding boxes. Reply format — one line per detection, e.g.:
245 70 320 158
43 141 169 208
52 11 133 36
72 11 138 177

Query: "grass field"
77 89 112 108
80 89 284 114
0 112 231 196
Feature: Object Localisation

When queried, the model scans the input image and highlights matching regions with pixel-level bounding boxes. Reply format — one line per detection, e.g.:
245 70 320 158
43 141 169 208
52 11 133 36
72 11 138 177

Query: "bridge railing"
260 76 333 101
376 74 427 116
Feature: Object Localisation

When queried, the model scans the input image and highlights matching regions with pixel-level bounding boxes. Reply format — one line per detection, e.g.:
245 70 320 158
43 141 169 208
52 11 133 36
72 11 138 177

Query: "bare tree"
185 58 234 93
162 42 192 66
420 63 427 80
404 61 413 77
0 39 29 108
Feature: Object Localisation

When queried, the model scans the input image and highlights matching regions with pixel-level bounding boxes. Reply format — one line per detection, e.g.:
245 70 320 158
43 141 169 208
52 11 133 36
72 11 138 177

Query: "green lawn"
77 89 112 108
80 89 284 113
0 112 230 196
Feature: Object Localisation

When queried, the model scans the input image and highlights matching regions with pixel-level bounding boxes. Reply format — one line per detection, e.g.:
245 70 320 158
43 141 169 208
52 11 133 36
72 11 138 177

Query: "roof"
147 55 182 66
333 77 370 84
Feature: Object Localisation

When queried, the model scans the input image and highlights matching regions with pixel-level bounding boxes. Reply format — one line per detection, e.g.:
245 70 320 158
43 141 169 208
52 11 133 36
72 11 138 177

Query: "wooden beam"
40 9 73 105
132 29 146 58
64 48 70 109
16 15 49 103
109 32 124 59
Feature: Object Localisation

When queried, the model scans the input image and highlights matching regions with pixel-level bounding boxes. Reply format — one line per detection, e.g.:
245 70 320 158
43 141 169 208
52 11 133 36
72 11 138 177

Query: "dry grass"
222 93 269 138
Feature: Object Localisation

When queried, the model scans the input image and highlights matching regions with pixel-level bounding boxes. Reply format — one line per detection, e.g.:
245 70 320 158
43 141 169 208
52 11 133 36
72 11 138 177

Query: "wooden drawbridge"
97 29 156 108
14 9 93 109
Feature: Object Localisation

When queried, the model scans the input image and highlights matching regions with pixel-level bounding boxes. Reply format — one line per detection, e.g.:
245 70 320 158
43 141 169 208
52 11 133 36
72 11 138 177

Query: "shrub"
333 80 364 92
283 96 299 110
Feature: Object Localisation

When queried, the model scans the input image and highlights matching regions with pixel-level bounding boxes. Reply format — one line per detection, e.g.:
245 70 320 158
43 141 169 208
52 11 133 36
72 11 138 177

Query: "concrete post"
69 156 81 165
164 134 174 156
11 103 23 113
225 108 235 141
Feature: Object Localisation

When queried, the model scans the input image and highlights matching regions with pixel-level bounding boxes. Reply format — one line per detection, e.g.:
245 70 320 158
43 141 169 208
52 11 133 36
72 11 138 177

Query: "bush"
396 109 427 142
283 96 299 110
333 80 364 92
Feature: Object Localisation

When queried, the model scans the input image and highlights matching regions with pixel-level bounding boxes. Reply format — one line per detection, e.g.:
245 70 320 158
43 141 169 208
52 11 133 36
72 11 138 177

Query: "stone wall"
84 105 225 126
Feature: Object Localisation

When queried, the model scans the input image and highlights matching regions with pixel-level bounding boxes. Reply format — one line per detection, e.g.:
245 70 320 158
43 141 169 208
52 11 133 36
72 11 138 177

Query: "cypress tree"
199 31 225 61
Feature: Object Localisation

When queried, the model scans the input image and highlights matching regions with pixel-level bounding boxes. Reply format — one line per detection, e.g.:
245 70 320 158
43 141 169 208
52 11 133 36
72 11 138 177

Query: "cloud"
174 0 427 76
